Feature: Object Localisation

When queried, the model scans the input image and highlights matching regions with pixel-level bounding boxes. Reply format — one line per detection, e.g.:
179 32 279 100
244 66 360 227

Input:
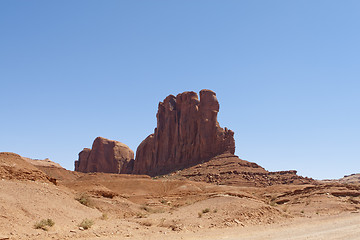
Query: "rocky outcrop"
168 153 315 187
75 137 134 174
0 152 56 184
133 89 235 176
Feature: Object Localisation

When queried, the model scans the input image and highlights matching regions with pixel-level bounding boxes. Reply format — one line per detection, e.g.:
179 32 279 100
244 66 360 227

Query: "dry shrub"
79 219 94 230
34 219 55 231
202 208 210 213
75 194 92 207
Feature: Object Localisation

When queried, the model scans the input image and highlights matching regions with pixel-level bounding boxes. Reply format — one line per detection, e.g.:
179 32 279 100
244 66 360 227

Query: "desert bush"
269 195 277 206
136 212 147 218
198 212 202 218
34 218 55 231
202 208 210 214
79 219 94 230
100 213 108 220
269 200 277 207
140 205 165 214
75 194 91 207
140 220 152 227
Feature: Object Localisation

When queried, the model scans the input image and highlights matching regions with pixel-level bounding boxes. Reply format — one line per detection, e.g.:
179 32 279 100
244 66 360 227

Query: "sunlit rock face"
133 89 235 176
75 137 134 174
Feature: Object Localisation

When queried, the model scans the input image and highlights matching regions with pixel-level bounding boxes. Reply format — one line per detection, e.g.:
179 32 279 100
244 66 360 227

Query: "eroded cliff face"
75 137 134 174
133 89 235 176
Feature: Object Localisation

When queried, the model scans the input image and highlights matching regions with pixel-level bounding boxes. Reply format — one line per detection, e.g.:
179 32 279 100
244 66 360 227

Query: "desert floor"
1 152 360 240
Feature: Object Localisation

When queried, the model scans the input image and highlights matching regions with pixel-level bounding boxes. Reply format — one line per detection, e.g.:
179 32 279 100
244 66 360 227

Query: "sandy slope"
0 180 102 239
1 152 360 240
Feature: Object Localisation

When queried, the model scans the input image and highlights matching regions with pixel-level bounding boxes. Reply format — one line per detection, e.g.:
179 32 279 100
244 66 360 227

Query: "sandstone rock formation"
133 89 235 176
75 137 134 174
0 152 56 183
168 152 315 187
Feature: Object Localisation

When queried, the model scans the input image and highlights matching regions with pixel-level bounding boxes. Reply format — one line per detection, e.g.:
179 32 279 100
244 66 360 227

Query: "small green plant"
75 194 91 207
34 219 55 231
202 208 210 214
79 219 94 230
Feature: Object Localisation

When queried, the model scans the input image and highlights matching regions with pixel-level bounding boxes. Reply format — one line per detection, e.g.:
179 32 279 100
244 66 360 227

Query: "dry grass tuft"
34 219 55 231
79 219 94 230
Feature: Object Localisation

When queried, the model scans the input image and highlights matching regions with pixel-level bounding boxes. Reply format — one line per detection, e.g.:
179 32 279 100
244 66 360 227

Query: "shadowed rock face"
75 137 134 174
133 89 235 176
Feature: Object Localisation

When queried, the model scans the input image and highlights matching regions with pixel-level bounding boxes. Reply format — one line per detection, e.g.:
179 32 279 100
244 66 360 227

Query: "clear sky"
1 1 359 180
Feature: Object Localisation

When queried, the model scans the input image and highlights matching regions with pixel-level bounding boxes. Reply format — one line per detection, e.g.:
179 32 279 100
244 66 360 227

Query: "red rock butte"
133 89 235 176
75 89 235 176
75 137 134 174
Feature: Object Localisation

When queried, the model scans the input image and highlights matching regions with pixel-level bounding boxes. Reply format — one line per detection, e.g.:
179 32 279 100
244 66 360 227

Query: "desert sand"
1 152 359 240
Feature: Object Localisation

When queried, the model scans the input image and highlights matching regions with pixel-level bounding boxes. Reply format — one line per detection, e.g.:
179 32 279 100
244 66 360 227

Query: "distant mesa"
75 136 134 174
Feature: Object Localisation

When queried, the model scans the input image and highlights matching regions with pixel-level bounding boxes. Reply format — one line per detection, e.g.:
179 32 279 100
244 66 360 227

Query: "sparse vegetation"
140 205 165 214
79 219 94 230
213 209 218 213
202 208 210 214
158 218 166 227
140 205 150 212
198 212 202 218
100 213 108 220
140 220 152 227
136 212 147 218
34 218 55 231
75 194 91 207
270 195 277 206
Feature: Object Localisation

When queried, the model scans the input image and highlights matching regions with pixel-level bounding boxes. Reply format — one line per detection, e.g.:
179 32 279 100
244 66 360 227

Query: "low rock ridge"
167 153 315 186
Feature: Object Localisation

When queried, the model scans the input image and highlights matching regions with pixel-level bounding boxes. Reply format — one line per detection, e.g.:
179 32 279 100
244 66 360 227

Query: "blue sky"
1 1 359 180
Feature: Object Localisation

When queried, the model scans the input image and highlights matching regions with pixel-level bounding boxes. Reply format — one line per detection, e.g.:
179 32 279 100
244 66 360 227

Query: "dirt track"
198 212 360 240
71 212 360 240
